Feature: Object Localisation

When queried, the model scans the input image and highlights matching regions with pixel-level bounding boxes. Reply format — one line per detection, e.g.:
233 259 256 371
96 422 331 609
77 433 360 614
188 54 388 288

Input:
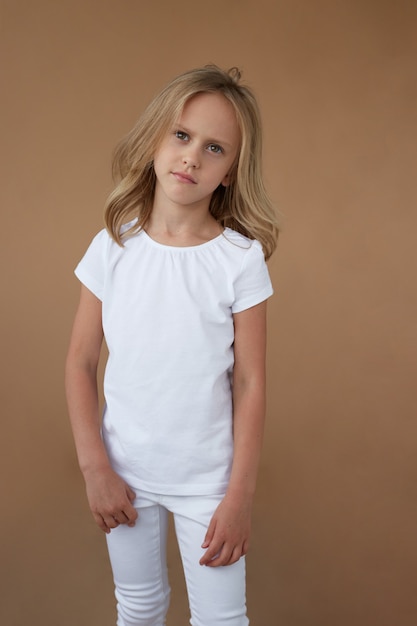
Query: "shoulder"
222 229 273 313
83 226 113 249
222 228 255 249
87 219 140 253
220 228 265 266
222 228 263 252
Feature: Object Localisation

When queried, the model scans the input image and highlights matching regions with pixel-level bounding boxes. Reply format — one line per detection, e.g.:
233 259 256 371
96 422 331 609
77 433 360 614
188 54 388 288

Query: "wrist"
225 481 256 504
79 456 112 479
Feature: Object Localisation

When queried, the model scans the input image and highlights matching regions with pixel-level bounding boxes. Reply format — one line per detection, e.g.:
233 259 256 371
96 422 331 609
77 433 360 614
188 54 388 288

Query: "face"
153 92 241 213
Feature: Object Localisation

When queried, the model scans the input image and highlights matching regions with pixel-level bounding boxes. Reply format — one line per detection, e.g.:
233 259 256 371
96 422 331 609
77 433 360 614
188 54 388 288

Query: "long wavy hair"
104 65 279 259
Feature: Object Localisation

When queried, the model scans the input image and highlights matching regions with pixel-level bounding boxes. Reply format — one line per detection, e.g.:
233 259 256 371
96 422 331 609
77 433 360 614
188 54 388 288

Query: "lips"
172 171 197 184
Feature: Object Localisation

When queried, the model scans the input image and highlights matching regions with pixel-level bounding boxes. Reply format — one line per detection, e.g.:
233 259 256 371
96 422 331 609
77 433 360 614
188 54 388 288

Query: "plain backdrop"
1 1 416 624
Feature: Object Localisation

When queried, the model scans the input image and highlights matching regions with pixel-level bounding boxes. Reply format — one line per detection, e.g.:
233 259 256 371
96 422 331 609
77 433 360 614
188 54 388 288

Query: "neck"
147 192 221 246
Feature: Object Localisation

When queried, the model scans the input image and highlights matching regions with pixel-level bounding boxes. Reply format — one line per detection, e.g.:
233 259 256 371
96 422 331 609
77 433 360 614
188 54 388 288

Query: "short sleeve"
74 229 109 301
232 240 274 313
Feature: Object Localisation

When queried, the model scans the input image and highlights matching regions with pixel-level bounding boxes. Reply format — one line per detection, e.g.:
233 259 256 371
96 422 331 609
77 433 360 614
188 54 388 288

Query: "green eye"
208 144 223 154
175 131 189 141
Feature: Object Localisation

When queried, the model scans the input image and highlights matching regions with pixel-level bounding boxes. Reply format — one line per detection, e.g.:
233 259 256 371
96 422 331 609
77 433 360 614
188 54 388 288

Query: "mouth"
172 171 197 184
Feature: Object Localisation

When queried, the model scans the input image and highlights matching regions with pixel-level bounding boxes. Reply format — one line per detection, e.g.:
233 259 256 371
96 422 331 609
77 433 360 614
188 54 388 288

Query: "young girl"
65 65 279 626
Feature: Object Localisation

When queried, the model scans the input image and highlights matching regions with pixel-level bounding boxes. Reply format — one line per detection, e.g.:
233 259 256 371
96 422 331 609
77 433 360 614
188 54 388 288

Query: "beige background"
1 1 416 624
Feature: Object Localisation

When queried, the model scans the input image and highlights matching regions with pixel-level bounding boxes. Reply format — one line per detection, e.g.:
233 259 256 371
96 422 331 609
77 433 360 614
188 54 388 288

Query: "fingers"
126 489 138 525
201 518 216 550
90 492 138 533
200 541 246 567
127 486 136 503
199 505 251 566
93 512 111 534
101 512 123 533
94 507 138 533
200 528 249 567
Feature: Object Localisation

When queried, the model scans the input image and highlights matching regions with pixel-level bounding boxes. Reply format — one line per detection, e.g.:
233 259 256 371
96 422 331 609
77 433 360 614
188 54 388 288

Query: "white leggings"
105 491 249 626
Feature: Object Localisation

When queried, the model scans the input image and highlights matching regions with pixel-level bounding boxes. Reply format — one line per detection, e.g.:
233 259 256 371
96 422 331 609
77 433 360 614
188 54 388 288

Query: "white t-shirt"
75 226 273 496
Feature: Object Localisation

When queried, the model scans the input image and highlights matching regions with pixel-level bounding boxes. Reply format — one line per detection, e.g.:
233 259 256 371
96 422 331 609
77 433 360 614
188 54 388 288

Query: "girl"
65 65 279 626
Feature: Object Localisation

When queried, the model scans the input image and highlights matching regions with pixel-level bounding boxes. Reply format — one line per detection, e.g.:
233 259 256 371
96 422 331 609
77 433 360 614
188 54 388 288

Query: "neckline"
141 228 227 251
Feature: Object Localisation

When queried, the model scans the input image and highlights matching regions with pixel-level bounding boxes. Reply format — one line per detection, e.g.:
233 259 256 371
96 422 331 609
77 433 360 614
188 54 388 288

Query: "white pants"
105 491 249 626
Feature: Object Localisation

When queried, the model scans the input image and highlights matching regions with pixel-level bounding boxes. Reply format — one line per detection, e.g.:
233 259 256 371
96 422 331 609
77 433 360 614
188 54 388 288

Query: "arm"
200 300 267 566
65 285 138 533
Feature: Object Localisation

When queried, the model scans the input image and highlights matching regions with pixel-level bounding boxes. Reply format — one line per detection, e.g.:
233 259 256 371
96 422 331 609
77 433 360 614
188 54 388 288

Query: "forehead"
178 92 240 146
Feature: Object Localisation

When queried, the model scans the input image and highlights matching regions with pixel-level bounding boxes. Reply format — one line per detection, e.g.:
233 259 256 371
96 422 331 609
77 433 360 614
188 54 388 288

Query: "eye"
207 143 223 154
175 130 189 141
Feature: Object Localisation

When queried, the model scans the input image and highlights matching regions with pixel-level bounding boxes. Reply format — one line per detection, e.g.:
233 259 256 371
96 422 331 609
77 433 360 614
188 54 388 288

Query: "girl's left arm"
200 300 267 567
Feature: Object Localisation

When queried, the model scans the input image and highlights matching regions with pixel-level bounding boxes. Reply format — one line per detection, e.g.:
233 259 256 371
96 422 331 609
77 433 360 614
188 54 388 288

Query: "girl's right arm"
65 285 138 533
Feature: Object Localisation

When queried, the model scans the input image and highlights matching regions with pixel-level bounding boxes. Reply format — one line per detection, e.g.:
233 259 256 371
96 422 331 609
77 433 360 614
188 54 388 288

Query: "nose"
182 146 200 169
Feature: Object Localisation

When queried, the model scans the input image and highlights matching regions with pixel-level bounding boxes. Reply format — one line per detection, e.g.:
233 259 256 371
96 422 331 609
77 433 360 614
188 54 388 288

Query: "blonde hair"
104 65 279 259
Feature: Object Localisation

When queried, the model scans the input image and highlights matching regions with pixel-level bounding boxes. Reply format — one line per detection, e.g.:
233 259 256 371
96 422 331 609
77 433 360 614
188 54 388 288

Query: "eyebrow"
174 124 234 150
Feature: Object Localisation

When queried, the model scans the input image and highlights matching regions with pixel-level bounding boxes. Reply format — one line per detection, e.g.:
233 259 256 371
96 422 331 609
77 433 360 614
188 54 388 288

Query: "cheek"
153 147 168 172
152 155 166 182
156 143 177 167
153 137 172 161
220 157 236 179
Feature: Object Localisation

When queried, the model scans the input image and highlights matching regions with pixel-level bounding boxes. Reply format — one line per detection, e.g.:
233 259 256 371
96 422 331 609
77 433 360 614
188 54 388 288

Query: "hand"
84 466 138 533
199 494 252 567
